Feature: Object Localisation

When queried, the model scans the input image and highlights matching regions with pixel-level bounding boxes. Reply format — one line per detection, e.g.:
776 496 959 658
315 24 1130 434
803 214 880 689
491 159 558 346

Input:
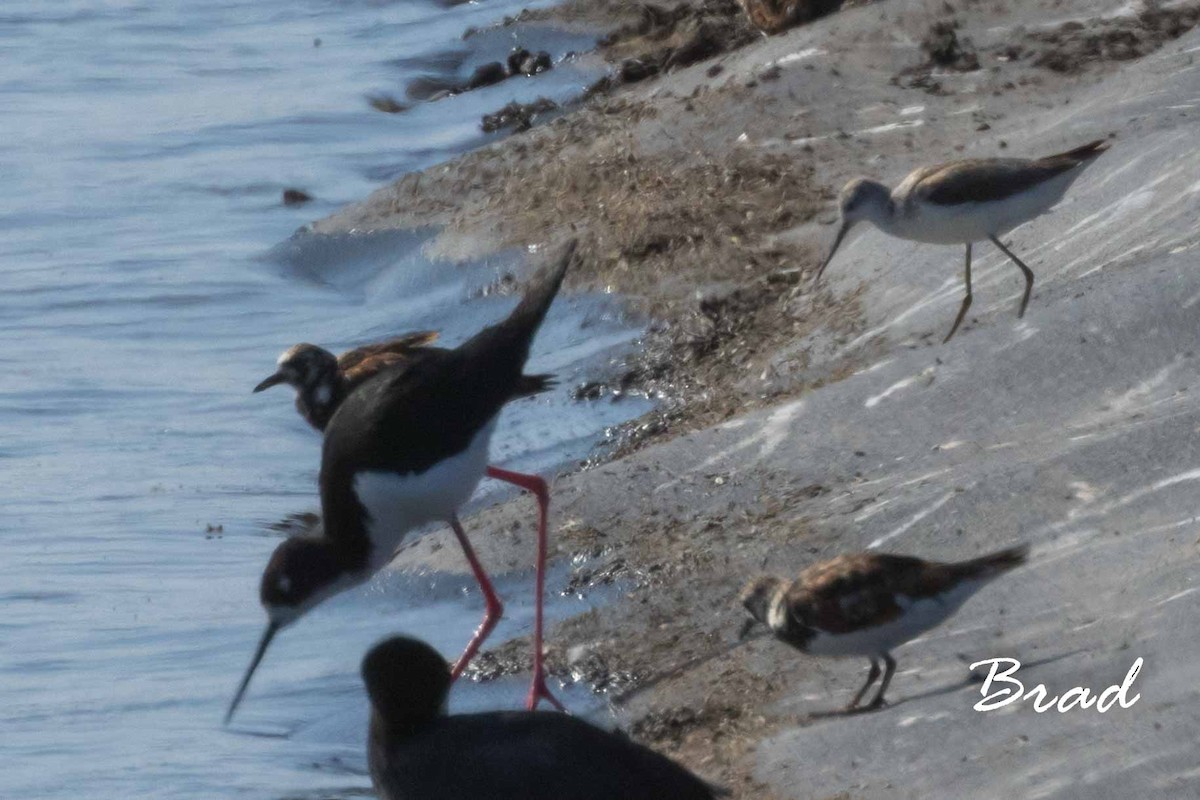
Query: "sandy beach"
314 1 1200 796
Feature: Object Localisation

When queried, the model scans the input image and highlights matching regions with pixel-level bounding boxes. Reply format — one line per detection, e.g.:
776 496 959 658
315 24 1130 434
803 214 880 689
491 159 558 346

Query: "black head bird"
227 240 577 723
254 330 555 432
362 636 723 800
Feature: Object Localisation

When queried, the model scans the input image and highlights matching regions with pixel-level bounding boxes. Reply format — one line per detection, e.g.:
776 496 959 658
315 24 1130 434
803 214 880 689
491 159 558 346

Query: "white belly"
892 201 1001 244
805 581 986 658
352 419 495 570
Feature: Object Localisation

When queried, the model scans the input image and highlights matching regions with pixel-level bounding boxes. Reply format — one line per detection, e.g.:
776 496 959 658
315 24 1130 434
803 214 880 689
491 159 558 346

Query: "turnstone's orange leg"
485 465 566 713
847 658 883 711
448 515 504 681
866 652 897 710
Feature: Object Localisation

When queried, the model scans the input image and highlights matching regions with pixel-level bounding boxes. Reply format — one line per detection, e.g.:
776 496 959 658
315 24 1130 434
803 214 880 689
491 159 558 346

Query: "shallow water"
1 2 643 798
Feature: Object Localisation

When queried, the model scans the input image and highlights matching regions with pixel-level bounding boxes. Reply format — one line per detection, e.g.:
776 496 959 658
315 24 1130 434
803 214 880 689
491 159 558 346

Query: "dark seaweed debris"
482 98 559 133
367 93 410 113
405 45 555 105
1023 3 1200 74
893 18 979 94
586 0 759 97
507 47 554 76
922 20 980 70
282 188 313 206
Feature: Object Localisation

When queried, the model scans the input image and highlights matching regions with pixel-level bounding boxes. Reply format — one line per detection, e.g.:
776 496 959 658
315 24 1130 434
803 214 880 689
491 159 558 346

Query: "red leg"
485 465 566 712
448 514 504 682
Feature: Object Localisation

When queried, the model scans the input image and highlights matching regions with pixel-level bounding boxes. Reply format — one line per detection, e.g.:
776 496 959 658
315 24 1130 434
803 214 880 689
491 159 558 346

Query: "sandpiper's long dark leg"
448 514 504 681
847 657 882 710
944 242 973 343
867 652 897 709
988 234 1035 318
484 465 566 712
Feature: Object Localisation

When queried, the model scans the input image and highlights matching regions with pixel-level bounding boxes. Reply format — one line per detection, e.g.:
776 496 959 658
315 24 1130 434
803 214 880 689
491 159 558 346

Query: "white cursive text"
968 657 1143 713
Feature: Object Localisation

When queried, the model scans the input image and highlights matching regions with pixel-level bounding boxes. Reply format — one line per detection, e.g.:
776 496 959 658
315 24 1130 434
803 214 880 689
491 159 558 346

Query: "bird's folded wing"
916 158 1079 206
789 553 961 632
338 331 440 372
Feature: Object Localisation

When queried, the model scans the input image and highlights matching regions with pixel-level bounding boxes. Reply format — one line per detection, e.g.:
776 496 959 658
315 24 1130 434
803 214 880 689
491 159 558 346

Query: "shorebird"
740 544 1028 712
253 331 437 430
226 240 577 724
363 636 722 800
252 333 555 432
815 139 1110 342
252 333 557 621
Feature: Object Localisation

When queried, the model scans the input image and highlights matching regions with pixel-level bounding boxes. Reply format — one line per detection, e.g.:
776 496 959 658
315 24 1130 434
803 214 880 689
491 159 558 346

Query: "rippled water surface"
1 3 643 798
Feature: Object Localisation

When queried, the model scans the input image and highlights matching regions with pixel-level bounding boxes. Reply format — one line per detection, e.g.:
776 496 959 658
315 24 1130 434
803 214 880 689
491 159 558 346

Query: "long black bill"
252 372 285 393
225 621 280 725
813 220 850 285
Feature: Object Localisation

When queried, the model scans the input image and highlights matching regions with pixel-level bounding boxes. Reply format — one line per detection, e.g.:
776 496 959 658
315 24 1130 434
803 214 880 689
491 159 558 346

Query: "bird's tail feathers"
515 373 557 397
503 239 575 340
459 238 576 371
1045 139 1110 165
955 543 1030 581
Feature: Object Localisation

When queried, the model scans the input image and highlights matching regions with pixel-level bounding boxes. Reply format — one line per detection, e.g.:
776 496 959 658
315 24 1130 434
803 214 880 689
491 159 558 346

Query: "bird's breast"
889 201 998 244
351 419 496 570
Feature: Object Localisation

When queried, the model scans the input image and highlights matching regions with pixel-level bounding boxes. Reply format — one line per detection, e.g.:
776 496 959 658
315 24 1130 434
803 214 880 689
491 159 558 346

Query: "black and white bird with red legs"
249 320 557 689
225 239 578 724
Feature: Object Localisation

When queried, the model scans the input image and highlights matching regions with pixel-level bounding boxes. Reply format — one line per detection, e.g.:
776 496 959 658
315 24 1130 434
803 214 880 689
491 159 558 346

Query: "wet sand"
318 1 1200 797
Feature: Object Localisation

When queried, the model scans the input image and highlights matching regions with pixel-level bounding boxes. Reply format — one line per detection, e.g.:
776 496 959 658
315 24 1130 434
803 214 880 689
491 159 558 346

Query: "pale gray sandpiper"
740 544 1028 713
815 140 1111 342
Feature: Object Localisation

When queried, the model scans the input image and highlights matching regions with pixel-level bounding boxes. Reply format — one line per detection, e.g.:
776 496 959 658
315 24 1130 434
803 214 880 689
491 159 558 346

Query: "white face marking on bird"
256 344 331 393
837 177 891 226
258 344 339 394
766 594 790 631
813 177 894 284
260 536 367 625
739 576 783 626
